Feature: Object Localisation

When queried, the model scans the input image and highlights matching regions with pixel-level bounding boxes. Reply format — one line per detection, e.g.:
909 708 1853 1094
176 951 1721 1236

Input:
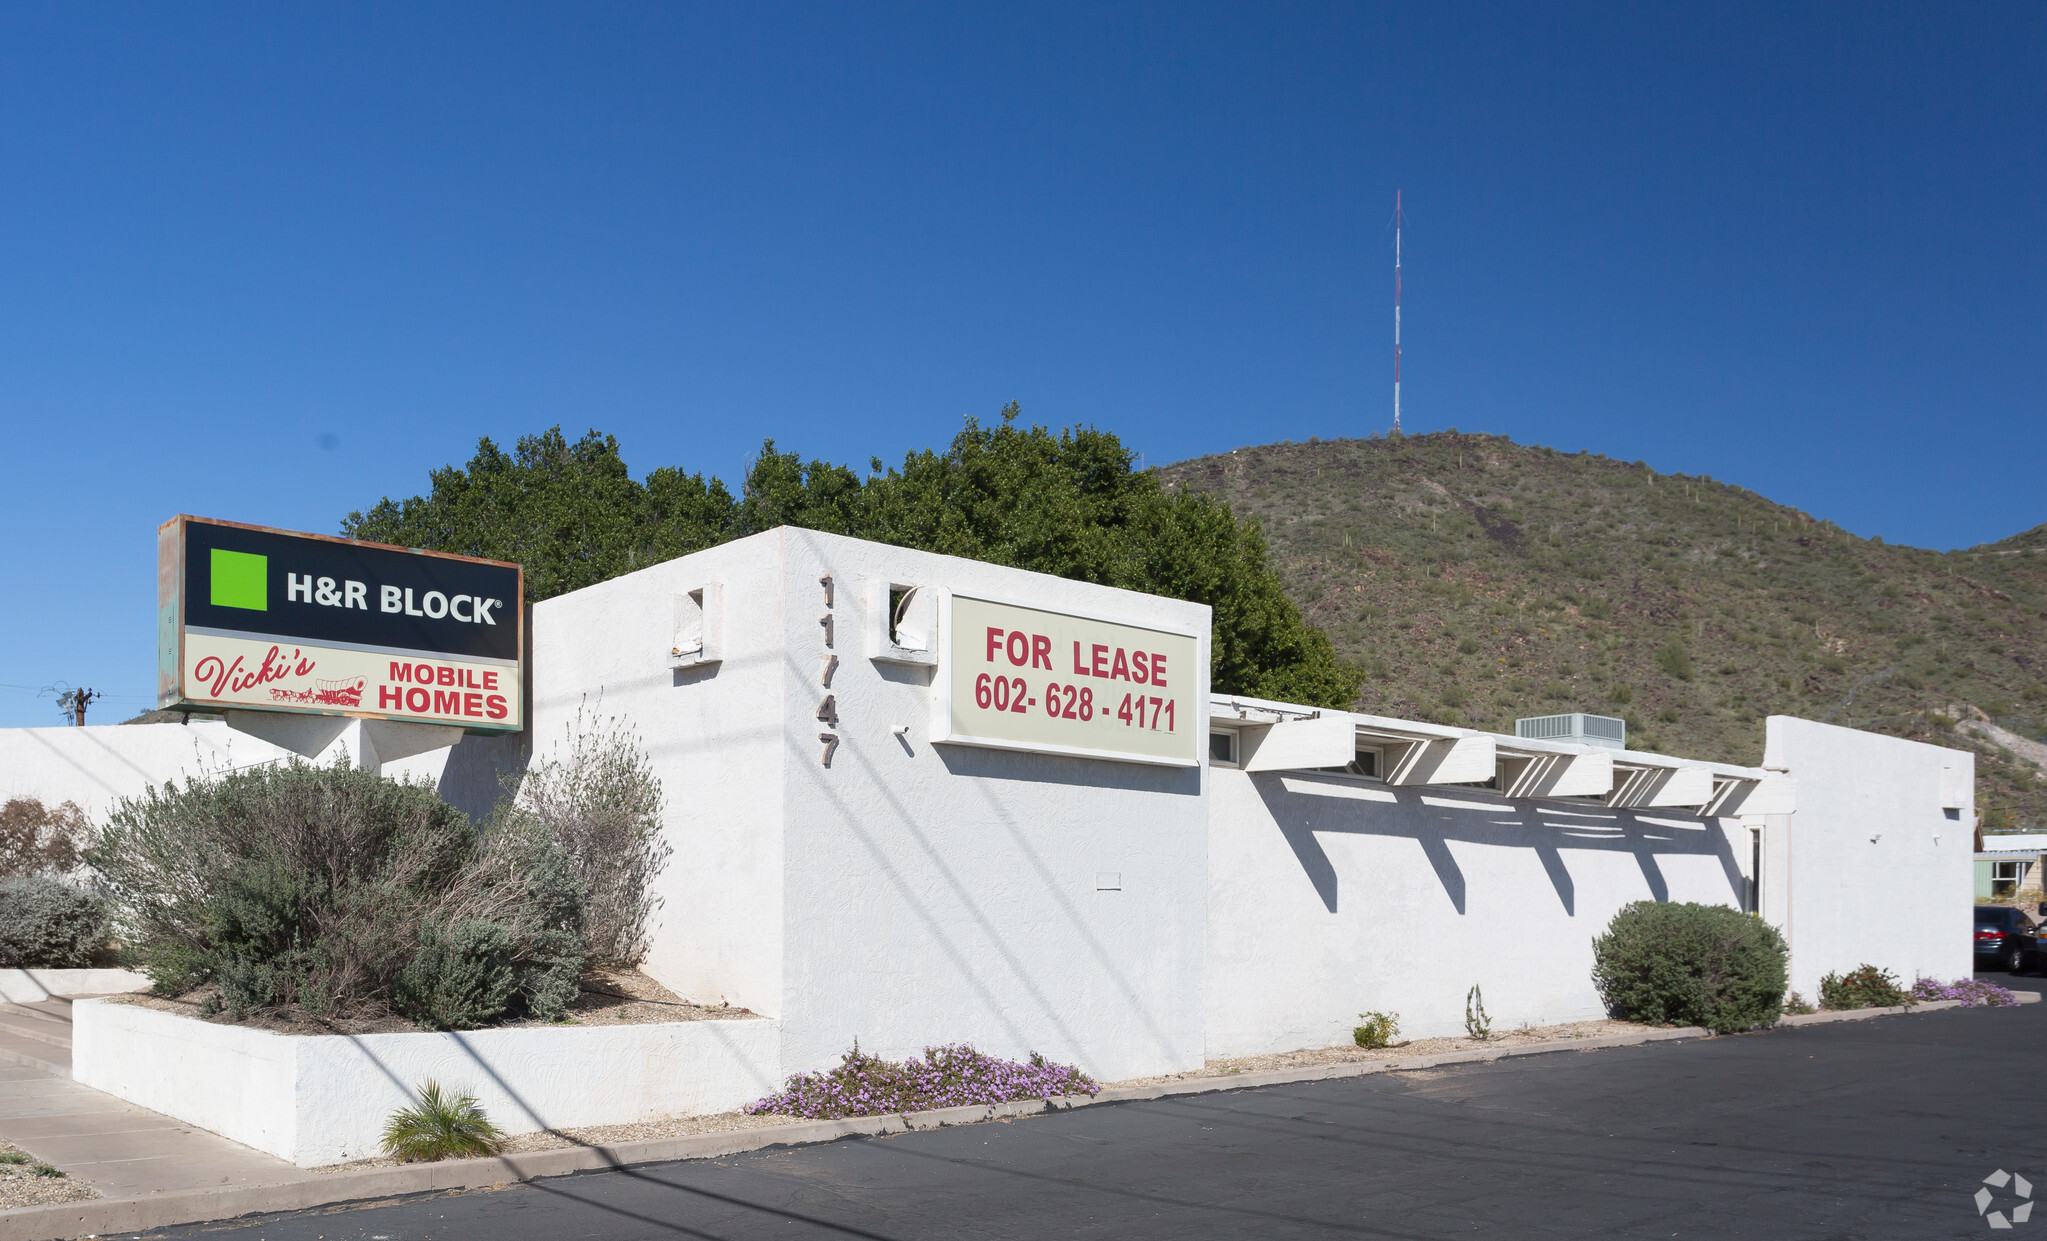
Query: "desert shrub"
1818 964 1908 1010
0 798 87 878
393 921 520 1031
498 708 667 967
87 759 584 1028
381 1080 506 1162
1653 642 1694 682
1464 985 1492 1040
749 1043 1100 1120
1592 901 1788 1034
1354 1011 1400 1048
0 875 111 968
0 1148 65 1178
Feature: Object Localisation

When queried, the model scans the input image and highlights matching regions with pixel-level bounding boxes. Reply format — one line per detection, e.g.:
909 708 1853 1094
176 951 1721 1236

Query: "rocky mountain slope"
1161 431 2047 832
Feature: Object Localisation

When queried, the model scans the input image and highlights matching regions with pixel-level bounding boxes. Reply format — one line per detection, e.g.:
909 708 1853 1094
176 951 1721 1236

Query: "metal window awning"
1212 697 1498 784
1208 693 1790 814
1604 748 1788 815
1492 734 1615 799
1353 714 1497 785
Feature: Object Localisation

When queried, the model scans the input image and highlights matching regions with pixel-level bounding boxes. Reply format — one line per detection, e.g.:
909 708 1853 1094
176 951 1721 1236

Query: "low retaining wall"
72 999 783 1166
0 968 151 1003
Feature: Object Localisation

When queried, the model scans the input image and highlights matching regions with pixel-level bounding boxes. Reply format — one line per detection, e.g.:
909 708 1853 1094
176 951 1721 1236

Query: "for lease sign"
157 516 523 732
933 592 1201 766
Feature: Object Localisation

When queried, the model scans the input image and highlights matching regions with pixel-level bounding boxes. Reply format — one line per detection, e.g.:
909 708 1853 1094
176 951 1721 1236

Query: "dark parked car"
1975 906 2038 973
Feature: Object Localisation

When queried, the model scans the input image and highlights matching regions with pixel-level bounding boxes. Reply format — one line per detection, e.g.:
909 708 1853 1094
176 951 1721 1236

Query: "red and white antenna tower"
1393 189 1403 434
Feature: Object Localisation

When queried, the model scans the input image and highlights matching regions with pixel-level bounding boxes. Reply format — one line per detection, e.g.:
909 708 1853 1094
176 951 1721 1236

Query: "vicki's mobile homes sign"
157 516 523 731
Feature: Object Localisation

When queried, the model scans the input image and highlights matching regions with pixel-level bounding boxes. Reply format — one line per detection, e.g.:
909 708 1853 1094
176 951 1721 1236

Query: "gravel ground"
108 967 759 1035
314 1108 804 1172
1111 1018 1659 1086
0 1141 97 1211
313 1018 1657 1171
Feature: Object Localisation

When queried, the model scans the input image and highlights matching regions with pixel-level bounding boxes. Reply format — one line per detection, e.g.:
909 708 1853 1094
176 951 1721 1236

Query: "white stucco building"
9 526 1976 1101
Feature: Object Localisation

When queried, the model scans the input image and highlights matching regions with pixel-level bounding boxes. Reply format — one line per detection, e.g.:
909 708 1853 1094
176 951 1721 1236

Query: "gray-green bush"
0 875 111 968
499 708 667 967
87 759 585 1029
1592 900 1788 1034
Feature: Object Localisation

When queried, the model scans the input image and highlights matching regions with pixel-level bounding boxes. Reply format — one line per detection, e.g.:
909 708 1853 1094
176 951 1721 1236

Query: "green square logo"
209 549 267 611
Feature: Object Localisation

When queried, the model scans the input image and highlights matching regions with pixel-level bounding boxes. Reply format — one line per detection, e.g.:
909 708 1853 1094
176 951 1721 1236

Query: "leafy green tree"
344 407 1359 707
345 429 737 601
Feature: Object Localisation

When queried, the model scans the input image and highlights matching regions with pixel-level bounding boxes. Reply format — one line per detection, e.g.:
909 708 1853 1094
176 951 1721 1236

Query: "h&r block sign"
157 515 524 732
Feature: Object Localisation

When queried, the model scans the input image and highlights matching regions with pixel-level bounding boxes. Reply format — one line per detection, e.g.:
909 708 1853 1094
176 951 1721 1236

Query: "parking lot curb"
0 1006 1998 1241
1775 1000 1964 1027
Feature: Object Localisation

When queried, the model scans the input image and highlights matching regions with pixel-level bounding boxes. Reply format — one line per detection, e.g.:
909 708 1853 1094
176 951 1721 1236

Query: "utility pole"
57 687 100 727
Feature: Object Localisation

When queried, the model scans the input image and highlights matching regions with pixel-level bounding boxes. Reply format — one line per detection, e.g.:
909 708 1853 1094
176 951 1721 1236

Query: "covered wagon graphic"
268 676 366 708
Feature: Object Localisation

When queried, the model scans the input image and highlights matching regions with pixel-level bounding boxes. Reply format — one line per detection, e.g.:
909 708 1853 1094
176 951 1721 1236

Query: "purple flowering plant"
1911 977 2021 1008
748 1042 1100 1120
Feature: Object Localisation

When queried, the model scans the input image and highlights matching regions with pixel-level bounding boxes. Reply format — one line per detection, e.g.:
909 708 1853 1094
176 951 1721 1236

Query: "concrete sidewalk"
0 1062 314 1201
0 1000 313 1207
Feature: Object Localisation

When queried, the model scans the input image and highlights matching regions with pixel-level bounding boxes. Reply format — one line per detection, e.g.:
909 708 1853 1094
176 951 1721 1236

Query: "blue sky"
2 2 2041 726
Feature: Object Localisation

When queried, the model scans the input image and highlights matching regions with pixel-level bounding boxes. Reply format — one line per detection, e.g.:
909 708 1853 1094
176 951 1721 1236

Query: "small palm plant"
381 1080 507 1162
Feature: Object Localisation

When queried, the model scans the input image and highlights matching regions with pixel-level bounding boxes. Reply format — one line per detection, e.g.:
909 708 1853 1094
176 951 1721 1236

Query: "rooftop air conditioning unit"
1515 712 1626 751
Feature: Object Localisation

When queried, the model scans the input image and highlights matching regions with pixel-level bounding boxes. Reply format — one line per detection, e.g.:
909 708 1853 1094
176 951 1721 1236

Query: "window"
889 586 930 650
1316 747 1382 780
868 579 938 665
1748 827 1763 914
1993 861 2023 898
1209 731 1238 766
669 584 723 668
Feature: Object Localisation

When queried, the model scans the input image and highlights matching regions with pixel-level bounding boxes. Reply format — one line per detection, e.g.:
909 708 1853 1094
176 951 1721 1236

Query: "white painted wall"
0 968 150 1003
73 999 781 1166
530 533 790 1018
72 998 300 1160
774 530 1209 1083
0 716 518 825
0 721 293 819
1206 770 1749 1055
530 528 1212 1083
1763 715 1974 997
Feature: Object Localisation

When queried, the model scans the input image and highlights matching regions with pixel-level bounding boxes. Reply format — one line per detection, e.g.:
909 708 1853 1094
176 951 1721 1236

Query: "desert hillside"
1161 432 2047 832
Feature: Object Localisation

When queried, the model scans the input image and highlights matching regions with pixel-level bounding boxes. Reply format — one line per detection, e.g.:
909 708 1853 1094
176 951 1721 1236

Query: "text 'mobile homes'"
157 515 524 731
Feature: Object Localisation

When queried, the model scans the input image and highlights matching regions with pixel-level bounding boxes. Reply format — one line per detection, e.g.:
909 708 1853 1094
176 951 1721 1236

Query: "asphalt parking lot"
136 986 2046 1241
